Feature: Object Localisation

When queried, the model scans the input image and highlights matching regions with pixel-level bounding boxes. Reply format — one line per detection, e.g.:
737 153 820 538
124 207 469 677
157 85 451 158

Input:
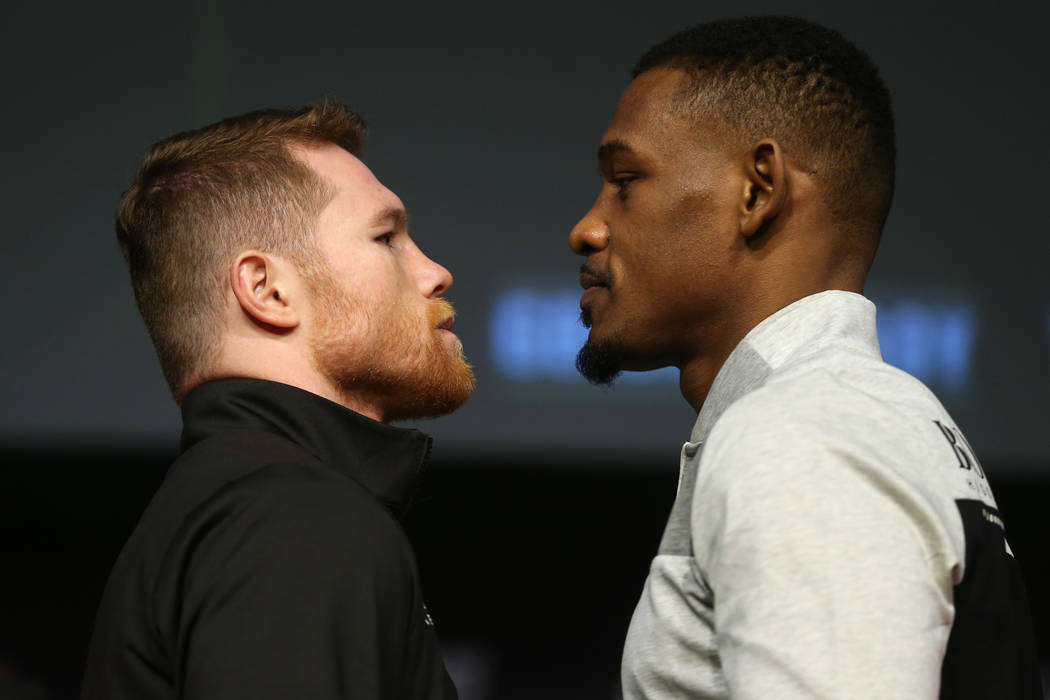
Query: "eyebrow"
597 139 637 169
370 206 408 230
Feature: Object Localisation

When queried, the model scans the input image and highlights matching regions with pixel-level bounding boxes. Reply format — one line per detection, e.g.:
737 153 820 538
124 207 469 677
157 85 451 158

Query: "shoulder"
148 458 420 640
193 459 410 563
707 350 958 470
741 354 995 505
705 365 912 465
155 438 417 601
698 359 947 513
696 361 969 567
157 429 405 543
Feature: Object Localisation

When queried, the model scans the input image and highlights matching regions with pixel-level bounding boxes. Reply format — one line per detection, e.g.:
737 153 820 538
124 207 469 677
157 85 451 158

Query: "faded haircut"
115 101 366 399
634 16 896 241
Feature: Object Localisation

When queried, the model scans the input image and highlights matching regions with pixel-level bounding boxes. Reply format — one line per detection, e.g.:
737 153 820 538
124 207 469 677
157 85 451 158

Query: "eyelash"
611 175 637 199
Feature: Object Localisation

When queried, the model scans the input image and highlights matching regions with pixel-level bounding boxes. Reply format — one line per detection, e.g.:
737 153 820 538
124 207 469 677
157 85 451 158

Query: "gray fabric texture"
621 291 1003 699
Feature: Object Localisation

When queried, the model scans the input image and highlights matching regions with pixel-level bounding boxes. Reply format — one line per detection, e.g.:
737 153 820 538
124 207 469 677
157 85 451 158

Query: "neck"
677 273 865 414
197 336 385 422
678 347 736 414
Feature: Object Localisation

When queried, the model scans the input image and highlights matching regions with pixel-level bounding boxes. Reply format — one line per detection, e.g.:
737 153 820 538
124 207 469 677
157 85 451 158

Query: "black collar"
179 377 432 516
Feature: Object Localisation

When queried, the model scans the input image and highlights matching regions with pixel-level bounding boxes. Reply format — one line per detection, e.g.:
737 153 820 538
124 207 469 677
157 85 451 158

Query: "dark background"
1 1 1047 698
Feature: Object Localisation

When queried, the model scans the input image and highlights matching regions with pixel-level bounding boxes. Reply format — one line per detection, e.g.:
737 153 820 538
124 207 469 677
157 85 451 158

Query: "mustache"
430 297 456 325
579 263 611 287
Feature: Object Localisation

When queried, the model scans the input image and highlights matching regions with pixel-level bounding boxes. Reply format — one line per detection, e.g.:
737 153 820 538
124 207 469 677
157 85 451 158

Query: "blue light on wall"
487 288 675 383
488 289 585 380
874 300 977 391
489 288 977 390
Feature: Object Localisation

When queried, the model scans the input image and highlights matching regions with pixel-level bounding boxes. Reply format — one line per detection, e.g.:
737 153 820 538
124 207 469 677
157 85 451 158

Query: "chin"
312 303 476 421
381 357 476 421
576 329 677 385
575 338 624 385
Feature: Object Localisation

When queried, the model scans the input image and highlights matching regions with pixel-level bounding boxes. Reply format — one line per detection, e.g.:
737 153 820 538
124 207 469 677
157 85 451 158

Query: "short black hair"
634 16 895 238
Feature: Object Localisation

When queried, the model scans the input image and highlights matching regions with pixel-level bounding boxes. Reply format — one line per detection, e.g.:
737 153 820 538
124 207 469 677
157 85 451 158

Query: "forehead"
295 142 404 222
601 68 719 161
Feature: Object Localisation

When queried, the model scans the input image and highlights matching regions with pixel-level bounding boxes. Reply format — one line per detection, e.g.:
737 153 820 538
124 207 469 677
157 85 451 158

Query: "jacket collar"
179 377 432 516
691 290 882 444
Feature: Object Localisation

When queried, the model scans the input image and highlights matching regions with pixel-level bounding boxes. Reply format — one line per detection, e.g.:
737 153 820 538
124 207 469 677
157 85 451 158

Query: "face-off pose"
83 103 472 699
571 17 1041 699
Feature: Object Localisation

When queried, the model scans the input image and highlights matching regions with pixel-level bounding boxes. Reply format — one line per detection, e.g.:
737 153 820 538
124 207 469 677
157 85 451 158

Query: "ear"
229 251 301 330
740 139 788 239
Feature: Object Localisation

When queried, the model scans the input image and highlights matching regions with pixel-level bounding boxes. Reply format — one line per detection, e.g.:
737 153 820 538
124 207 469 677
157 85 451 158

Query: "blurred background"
1 0 1047 697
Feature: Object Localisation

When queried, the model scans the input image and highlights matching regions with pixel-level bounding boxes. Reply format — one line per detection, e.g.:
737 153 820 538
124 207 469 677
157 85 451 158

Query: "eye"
376 232 394 246
610 174 638 199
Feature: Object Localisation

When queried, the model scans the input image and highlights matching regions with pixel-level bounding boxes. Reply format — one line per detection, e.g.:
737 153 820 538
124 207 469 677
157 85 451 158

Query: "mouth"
579 265 611 292
436 315 455 332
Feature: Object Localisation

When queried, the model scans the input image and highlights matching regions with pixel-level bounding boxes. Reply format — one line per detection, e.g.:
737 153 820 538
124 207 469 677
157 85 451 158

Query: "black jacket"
82 377 457 699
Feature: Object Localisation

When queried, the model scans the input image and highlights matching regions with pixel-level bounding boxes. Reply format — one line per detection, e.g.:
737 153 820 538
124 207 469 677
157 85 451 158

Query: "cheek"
345 252 412 299
623 200 736 311
668 189 738 262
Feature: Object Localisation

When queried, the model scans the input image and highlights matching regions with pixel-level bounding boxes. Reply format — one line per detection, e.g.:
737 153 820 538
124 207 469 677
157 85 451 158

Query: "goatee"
575 339 623 385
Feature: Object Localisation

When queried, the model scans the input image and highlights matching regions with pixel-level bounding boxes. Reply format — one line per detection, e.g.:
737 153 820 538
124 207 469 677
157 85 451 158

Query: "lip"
579 285 608 308
579 270 609 291
578 267 610 310
436 316 455 332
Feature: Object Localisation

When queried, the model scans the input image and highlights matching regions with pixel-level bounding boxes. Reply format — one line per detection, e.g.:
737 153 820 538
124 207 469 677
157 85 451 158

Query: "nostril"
572 228 607 254
570 224 606 254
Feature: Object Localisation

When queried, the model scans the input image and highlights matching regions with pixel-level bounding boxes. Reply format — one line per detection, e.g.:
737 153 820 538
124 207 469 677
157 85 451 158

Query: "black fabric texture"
81 377 456 700
939 499 1042 699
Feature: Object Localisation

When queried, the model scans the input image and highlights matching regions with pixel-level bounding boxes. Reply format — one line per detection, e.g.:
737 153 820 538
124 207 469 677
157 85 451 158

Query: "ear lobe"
740 139 787 239
230 252 300 330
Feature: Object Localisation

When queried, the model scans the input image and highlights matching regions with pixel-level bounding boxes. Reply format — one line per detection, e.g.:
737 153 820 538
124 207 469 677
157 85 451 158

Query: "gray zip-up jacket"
621 291 1040 699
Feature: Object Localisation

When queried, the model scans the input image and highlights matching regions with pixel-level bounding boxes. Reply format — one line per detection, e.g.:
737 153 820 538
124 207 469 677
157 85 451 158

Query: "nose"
420 251 453 298
569 206 609 256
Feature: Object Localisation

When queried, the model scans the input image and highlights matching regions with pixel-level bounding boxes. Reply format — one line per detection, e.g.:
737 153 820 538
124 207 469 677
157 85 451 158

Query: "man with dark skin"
570 17 1041 699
